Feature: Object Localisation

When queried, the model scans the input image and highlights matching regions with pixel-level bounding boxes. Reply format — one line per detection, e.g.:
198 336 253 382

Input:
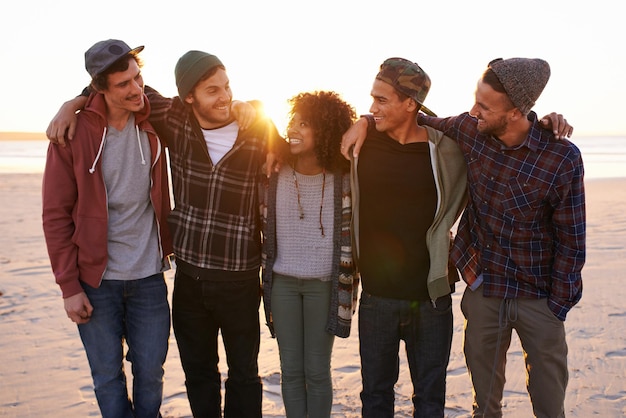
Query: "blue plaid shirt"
419 112 585 320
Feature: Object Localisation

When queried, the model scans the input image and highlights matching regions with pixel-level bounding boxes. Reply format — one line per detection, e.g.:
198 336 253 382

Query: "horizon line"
1 131 625 141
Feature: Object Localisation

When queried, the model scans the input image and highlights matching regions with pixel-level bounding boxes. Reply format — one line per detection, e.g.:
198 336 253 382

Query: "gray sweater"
260 167 358 338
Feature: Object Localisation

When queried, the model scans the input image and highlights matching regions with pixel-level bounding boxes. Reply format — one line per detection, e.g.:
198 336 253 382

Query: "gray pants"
461 286 568 418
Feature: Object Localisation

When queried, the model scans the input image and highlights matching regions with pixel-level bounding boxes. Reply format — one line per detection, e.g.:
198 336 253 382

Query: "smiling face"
469 79 515 137
100 58 145 114
185 67 233 129
287 112 317 160
368 79 413 134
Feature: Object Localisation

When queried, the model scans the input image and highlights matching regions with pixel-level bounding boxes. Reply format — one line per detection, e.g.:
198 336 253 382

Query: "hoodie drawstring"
88 125 147 174
136 125 146 166
89 128 107 174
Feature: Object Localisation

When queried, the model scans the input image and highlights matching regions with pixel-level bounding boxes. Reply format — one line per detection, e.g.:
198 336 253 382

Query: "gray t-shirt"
101 115 162 280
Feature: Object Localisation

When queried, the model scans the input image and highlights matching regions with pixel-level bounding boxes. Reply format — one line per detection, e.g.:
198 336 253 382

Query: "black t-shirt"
358 131 437 301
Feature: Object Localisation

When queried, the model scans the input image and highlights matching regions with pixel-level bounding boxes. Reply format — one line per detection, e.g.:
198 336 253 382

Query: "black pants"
172 263 262 418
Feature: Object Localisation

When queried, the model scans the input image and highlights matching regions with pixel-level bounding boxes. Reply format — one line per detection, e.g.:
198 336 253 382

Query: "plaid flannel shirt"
145 86 281 271
419 112 585 320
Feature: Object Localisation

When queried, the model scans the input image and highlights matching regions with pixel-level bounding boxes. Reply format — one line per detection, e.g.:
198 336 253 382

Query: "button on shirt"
419 112 585 320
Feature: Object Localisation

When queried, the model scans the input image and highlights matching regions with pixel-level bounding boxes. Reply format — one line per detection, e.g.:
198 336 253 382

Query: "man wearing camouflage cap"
349 57 468 417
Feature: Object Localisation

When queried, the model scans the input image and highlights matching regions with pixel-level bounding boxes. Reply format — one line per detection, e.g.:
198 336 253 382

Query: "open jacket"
259 168 359 338
145 87 285 271
42 92 173 299
350 124 468 302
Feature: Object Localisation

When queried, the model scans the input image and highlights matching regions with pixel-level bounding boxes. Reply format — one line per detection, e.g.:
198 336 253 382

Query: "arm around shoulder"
46 95 88 146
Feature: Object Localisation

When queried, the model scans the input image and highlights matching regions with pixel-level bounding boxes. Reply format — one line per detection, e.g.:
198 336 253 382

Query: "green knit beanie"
175 50 223 101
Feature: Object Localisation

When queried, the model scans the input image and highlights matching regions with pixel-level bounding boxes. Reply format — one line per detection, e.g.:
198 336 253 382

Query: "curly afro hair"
287 91 356 171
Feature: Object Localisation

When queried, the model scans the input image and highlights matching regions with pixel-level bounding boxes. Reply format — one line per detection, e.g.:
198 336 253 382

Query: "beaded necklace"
291 163 326 236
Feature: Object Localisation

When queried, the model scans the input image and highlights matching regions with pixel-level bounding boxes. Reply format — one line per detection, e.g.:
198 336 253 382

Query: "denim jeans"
358 291 453 418
172 267 262 418
78 273 170 418
271 274 335 417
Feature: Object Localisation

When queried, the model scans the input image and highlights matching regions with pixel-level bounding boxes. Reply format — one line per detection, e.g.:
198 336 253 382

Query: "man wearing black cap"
42 39 174 418
349 57 468 417
344 57 584 417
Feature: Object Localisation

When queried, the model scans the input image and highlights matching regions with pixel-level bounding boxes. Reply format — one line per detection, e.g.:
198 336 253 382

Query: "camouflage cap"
376 57 436 116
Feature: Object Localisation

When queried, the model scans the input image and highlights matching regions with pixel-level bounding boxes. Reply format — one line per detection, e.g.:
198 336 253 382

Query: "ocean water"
0 140 50 174
0 136 625 179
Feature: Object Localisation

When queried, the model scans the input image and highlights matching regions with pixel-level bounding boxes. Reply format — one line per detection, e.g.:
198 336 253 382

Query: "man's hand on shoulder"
341 116 369 159
539 112 573 140
231 100 257 130
46 96 88 147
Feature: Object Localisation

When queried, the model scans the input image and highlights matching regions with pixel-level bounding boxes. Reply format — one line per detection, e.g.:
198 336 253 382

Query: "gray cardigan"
260 168 358 338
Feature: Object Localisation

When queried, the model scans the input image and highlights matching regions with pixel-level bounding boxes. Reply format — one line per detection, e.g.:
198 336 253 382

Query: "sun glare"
257 98 291 136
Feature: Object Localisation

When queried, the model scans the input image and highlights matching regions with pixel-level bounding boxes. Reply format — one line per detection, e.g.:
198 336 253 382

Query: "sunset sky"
2 0 624 136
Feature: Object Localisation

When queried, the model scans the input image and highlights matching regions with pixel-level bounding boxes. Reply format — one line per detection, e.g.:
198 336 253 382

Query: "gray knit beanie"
175 50 223 101
488 58 550 115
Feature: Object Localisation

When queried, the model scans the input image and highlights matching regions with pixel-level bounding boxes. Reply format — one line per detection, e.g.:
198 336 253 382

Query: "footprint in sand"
446 365 467 376
263 372 282 397
605 349 626 358
163 390 188 401
589 391 626 401
335 365 360 374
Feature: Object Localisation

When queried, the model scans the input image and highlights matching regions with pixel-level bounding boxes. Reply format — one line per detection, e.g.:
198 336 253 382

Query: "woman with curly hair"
259 91 359 417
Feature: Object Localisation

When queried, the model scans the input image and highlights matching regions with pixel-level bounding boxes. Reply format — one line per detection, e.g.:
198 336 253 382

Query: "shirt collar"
493 111 543 152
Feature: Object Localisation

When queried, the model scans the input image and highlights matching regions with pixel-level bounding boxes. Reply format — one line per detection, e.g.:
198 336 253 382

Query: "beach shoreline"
1 173 625 417
0 132 47 141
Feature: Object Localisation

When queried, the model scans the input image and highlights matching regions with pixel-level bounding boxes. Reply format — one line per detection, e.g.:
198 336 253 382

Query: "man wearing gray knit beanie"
487 57 551 116
418 58 585 417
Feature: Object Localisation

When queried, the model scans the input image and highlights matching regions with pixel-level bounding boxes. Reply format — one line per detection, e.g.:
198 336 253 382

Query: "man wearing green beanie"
174 50 225 100
46 48 287 418
146 50 284 418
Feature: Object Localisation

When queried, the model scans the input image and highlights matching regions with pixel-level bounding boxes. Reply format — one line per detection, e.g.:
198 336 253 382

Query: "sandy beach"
1 172 625 417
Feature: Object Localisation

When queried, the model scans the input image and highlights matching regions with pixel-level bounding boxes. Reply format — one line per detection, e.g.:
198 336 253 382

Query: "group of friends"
42 38 585 418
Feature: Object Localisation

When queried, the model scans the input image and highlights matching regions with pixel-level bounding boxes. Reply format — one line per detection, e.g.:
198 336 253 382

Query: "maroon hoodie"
42 92 173 298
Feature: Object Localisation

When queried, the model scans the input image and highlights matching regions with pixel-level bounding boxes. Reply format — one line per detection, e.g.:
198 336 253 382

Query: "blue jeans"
172 266 262 418
78 273 170 418
358 292 453 418
271 274 335 417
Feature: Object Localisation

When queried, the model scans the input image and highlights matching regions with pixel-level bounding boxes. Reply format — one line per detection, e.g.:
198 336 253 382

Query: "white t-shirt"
201 121 239 164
